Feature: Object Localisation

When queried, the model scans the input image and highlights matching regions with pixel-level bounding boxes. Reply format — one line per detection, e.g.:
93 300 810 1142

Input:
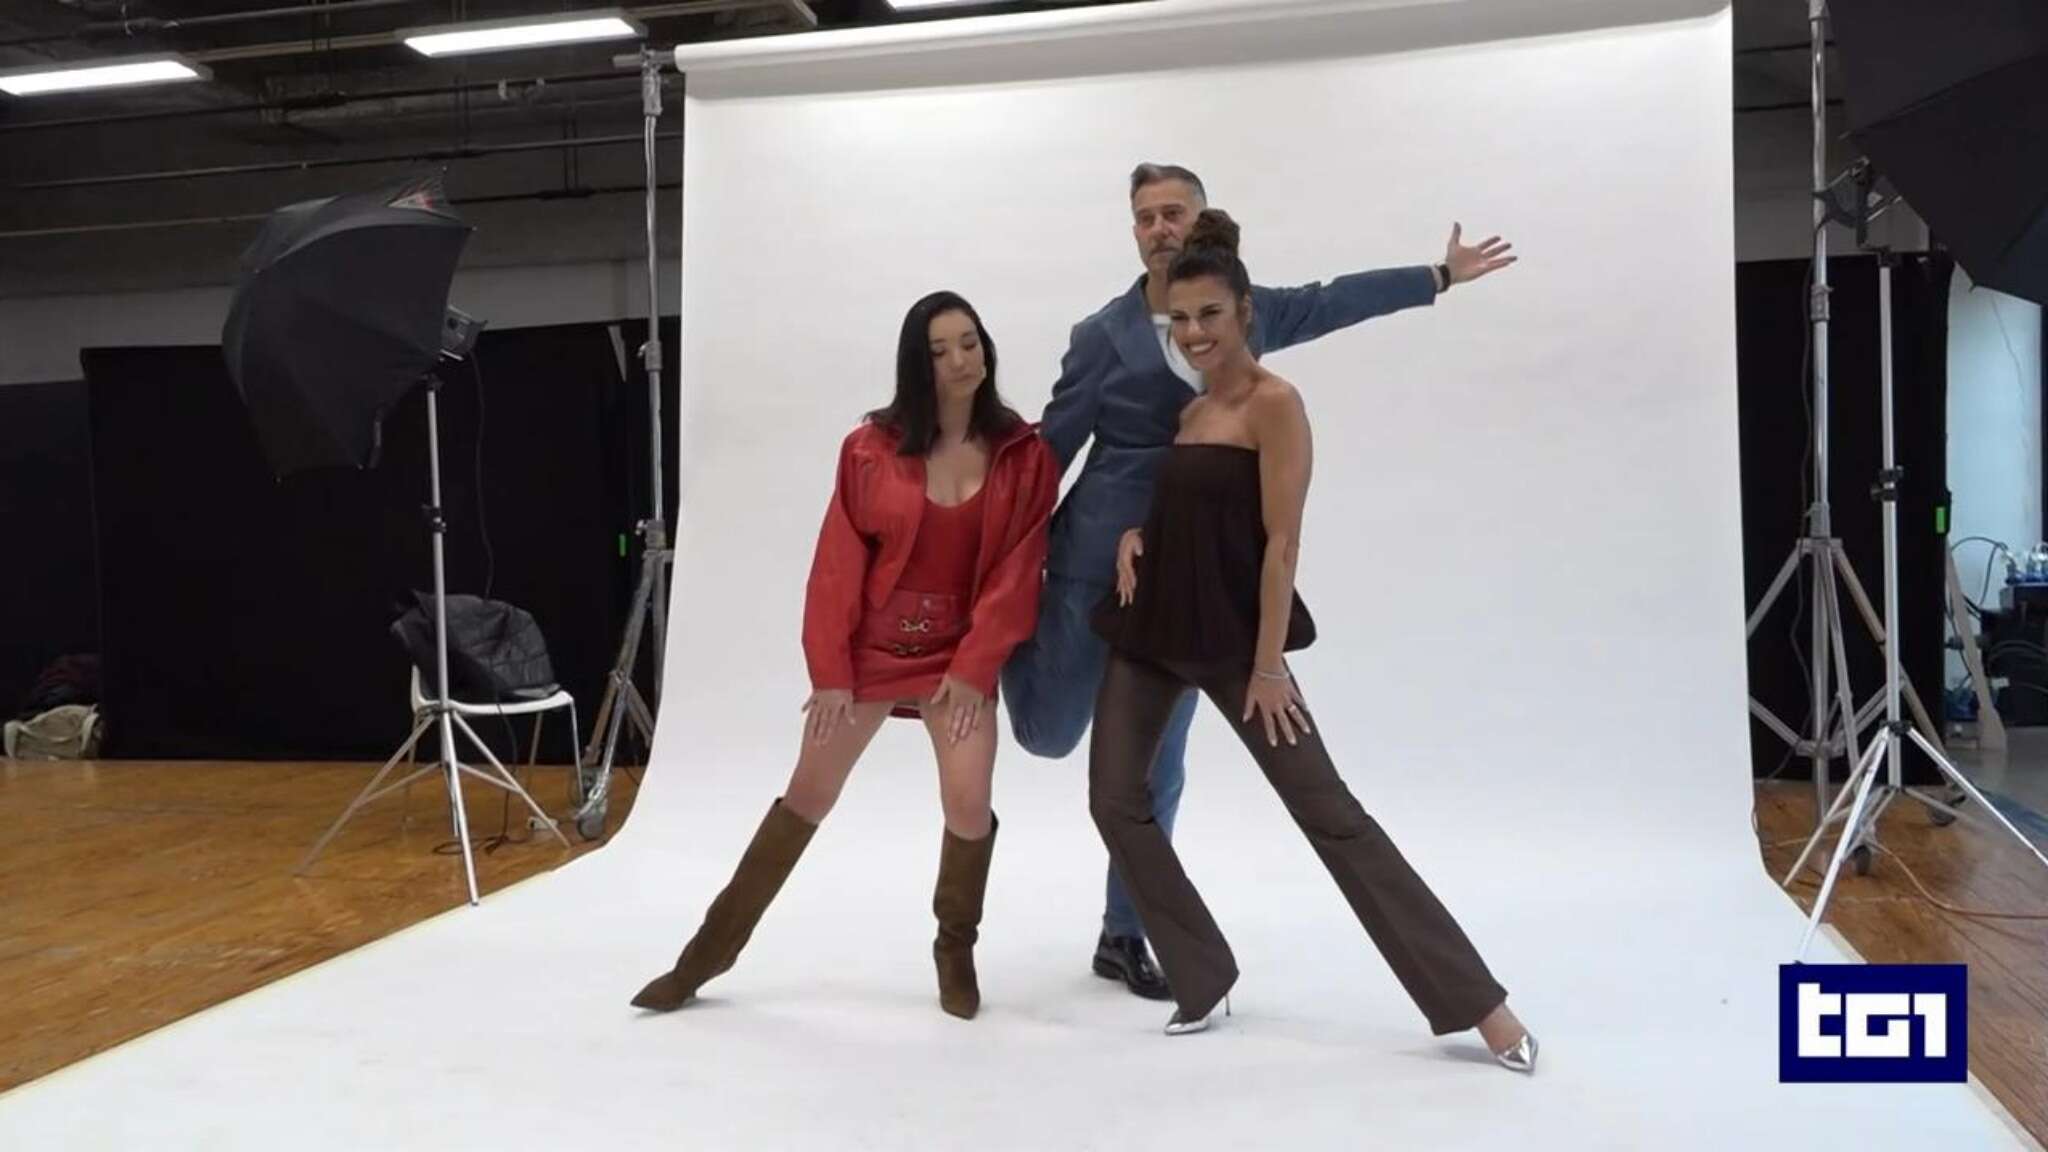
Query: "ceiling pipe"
0 68 660 133
0 0 428 50
0 179 682 239
10 130 683 190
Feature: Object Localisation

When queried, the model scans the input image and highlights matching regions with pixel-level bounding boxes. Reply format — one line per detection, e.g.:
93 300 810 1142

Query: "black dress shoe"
1092 931 1172 1000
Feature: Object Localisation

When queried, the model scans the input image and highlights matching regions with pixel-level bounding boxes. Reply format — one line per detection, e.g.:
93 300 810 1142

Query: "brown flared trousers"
1087 651 1508 1033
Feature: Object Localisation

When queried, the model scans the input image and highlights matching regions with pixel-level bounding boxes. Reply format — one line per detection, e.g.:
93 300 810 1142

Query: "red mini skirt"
850 587 970 718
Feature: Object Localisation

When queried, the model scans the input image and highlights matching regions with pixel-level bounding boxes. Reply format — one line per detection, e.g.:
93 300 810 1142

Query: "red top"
802 419 1057 696
896 488 986 595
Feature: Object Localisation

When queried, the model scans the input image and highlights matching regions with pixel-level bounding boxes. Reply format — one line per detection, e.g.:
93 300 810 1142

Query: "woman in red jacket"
631 290 1058 1021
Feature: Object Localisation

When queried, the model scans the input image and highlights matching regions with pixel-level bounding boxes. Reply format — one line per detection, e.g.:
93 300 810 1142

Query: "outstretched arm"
1254 267 1437 354
1253 223 1517 354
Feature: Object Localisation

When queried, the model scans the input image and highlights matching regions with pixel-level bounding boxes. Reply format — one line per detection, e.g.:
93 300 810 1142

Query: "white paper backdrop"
642 11 1750 841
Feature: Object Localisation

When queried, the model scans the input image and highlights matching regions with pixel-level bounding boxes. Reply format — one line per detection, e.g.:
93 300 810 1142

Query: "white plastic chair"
403 666 584 815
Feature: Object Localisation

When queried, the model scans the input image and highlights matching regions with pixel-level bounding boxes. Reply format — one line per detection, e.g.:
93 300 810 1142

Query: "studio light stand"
1788 187 2048 958
299 367 571 907
575 47 673 840
1744 0 1950 831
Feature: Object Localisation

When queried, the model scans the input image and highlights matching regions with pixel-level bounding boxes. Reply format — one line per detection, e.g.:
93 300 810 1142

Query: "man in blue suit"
1000 162 1517 999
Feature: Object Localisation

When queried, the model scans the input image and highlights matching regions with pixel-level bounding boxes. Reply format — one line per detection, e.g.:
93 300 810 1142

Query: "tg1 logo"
1779 963 1967 1083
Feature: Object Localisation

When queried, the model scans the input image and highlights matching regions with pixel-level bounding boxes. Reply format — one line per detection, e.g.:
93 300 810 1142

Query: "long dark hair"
868 290 1023 457
1168 208 1252 301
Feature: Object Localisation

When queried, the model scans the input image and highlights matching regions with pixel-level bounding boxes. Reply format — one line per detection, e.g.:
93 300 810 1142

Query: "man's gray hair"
1128 163 1207 204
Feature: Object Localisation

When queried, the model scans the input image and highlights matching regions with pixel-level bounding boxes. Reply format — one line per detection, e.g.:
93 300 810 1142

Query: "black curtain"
85 322 626 761
1737 252 1952 786
0 380 101 718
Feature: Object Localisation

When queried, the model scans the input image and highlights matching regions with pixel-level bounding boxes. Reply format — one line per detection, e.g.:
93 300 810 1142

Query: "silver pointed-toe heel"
1493 1032 1538 1074
1164 994 1230 1036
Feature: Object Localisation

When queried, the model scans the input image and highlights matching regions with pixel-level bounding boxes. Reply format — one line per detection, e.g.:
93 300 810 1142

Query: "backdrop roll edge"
671 0 1732 98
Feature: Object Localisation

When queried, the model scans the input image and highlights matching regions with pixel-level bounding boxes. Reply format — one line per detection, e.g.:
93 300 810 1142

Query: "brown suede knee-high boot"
630 798 817 1011
932 813 998 1020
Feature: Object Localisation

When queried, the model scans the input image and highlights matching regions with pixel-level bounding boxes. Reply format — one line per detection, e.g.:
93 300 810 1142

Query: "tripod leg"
1747 546 1804 637
568 699 584 806
624 679 658 743
1898 785 1983 830
440 711 481 907
1822 563 1862 810
1746 544 1814 758
569 699 608 841
1906 729 2048 871
580 678 657 822
1750 699 1806 752
450 714 573 849
1808 544 1834 817
1831 541 1947 753
585 556 655 769
650 551 669 702
1796 735 1889 961
1781 757 1864 887
298 714 435 876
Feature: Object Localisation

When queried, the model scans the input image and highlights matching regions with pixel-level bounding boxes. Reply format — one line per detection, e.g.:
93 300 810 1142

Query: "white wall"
1945 272 2045 679
0 256 674 385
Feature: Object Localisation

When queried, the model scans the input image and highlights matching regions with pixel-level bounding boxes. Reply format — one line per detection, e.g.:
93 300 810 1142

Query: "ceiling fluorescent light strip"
0 55 208 97
404 13 643 57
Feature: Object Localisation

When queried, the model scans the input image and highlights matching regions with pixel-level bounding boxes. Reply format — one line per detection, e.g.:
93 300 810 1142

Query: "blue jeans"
1001 573 1197 941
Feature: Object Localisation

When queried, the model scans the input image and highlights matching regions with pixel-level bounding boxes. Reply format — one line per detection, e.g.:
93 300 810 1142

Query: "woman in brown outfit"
1087 209 1538 1072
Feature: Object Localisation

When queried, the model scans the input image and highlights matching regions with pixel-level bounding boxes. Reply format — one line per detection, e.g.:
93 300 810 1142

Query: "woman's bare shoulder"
1248 372 1306 423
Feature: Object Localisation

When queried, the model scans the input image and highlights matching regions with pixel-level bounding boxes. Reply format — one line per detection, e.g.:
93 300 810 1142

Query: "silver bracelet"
1251 666 1291 682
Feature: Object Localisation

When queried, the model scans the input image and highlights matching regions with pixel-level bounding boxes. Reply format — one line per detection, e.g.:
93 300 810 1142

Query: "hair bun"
1184 208 1240 259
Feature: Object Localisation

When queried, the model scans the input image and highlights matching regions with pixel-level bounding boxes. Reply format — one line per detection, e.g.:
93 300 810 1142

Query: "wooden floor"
0 755 638 1095
1756 779 2048 1145
0 758 2042 1145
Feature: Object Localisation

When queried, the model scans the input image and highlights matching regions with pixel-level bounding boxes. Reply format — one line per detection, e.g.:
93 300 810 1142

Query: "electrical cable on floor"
1766 826 2048 921
1869 841 2048 922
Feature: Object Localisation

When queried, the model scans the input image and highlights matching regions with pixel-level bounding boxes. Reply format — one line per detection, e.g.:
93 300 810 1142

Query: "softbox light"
221 172 474 475
1831 0 2048 304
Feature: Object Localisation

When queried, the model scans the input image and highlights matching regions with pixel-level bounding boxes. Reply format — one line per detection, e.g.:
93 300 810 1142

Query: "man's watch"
1434 262 1453 291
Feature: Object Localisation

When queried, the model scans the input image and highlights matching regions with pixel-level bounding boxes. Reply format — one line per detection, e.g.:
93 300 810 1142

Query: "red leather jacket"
803 417 1058 697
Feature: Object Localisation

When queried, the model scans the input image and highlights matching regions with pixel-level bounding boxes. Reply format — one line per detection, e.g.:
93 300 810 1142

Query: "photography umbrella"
1831 0 2048 304
223 173 570 905
222 172 473 475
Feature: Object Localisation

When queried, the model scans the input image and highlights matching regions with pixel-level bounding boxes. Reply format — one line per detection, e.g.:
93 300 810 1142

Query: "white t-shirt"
1152 314 1204 391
